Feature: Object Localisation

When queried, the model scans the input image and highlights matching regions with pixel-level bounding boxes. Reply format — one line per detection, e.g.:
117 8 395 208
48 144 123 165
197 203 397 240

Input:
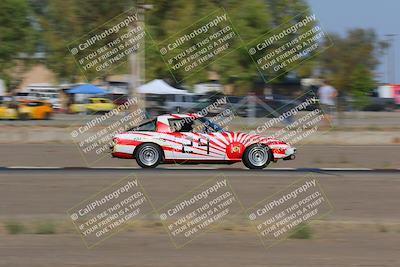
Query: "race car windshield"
127 119 156 131
199 117 225 132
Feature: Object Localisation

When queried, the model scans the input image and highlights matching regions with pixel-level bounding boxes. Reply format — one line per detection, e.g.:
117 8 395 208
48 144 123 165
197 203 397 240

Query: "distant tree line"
0 0 387 104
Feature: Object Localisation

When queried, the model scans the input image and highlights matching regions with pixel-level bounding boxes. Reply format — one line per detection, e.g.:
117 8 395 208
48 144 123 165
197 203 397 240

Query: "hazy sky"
307 0 399 83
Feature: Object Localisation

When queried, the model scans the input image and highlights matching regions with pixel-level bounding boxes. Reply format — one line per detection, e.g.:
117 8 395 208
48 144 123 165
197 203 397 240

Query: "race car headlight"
285 147 296 156
110 138 118 148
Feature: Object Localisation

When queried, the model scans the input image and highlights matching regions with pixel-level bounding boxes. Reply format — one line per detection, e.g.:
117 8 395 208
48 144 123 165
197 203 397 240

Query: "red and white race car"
111 113 296 169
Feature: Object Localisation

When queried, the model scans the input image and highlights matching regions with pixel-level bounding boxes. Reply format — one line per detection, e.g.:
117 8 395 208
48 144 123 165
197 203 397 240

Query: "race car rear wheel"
243 144 272 169
135 143 162 168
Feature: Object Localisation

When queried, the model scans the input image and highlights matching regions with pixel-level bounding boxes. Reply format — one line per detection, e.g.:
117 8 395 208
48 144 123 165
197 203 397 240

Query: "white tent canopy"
137 79 190 95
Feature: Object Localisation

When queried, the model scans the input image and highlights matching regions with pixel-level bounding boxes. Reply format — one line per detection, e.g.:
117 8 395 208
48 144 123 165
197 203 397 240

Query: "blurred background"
0 0 399 118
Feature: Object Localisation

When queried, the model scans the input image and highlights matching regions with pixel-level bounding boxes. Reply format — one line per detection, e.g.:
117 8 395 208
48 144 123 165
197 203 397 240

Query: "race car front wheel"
135 143 162 168
243 144 272 169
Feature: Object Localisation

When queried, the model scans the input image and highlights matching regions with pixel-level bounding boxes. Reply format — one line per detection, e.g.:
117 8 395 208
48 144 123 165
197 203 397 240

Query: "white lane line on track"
265 168 297 170
7 166 63 169
88 166 137 169
100 167 235 170
165 167 216 170
319 168 373 171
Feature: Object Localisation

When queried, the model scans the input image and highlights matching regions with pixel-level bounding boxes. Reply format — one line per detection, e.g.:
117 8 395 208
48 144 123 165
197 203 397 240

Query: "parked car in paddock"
110 113 296 169
0 101 19 119
1 99 53 120
70 97 116 114
17 100 53 120
362 89 397 111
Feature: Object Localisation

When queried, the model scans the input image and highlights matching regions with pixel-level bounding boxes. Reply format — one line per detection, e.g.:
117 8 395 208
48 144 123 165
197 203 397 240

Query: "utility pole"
385 34 398 84
129 1 152 113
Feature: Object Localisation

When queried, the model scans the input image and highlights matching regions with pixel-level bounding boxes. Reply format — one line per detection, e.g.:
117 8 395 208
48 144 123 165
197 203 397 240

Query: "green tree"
349 64 376 109
145 0 316 91
265 0 318 79
145 0 272 92
319 29 387 98
0 0 34 89
32 0 133 82
31 0 315 92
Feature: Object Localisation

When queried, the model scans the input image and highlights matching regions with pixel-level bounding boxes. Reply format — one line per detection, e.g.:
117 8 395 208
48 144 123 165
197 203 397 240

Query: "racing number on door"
197 137 210 154
182 137 210 154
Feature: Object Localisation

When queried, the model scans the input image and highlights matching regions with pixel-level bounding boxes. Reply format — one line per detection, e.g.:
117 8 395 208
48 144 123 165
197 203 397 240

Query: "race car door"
168 118 226 162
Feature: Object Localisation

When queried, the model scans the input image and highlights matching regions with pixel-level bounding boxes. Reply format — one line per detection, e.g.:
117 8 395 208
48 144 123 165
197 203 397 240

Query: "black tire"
44 112 51 120
19 113 29 120
135 143 162 168
242 144 272 169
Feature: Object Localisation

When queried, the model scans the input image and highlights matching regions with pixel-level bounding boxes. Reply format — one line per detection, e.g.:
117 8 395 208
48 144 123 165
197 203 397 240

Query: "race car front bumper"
283 147 297 160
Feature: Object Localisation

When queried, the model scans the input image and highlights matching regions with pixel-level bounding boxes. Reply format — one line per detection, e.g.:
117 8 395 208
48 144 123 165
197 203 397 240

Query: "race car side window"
169 119 194 132
26 101 43 107
198 117 225 132
168 118 218 133
128 119 156 131
192 119 207 133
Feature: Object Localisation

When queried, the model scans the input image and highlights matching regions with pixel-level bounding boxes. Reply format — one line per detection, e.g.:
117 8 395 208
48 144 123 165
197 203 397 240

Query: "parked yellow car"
0 103 19 119
0 100 52 120
70 98 116 114
18 100 53 120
